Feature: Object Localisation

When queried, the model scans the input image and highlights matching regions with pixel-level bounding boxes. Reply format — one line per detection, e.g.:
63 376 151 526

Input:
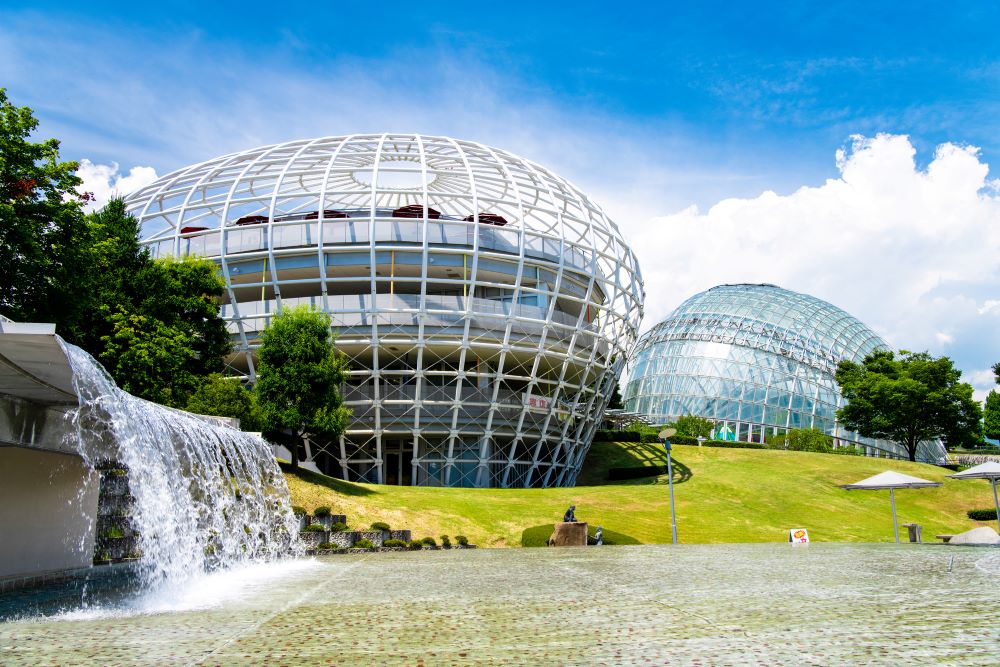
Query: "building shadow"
278 461 376 497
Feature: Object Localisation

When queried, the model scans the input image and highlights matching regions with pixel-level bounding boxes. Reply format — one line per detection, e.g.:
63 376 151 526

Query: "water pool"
1 543 997 665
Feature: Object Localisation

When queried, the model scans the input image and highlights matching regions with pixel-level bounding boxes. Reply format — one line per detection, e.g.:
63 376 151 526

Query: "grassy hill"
283 442 997 547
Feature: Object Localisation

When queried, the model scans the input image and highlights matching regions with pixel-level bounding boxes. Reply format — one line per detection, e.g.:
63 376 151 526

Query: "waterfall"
59 341 302 590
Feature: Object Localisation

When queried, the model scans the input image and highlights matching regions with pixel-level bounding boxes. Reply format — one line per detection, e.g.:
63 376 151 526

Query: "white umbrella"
841 471 942 543
947 461 1000 532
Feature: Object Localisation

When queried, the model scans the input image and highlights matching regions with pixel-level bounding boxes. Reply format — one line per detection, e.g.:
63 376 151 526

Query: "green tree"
0 89 93 329
187 374 261 431
835 350 982 461
674 414 714 438
98 255 229 407
254 306 350 469
984 390 1000 443
784 428 833 453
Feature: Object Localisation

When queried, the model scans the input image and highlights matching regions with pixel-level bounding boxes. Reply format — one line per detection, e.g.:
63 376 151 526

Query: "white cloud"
628 134 1000 385
76 159 158 212
968 368 999 403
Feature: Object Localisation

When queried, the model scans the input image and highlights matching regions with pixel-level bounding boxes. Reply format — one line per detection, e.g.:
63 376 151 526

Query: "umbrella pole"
890 487 899 544
993 478 1000 534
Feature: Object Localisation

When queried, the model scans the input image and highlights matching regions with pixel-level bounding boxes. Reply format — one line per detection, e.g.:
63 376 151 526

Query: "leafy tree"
0 89 93 329
97 254 229 407
835 350 982 461
254 306 350 469
783 428 833 453
187 374 261 431
674 415 714 438
984 390 1000 443
607 381 624 410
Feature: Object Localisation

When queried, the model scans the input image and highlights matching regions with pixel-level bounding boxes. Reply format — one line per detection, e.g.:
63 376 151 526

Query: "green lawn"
283 442 997 548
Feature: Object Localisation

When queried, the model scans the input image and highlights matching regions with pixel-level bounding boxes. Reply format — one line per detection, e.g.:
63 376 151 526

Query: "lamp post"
659 428 678 545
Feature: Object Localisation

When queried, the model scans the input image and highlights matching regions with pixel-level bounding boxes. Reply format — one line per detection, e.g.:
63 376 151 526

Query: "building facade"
125 134 644 487
623 284 946 462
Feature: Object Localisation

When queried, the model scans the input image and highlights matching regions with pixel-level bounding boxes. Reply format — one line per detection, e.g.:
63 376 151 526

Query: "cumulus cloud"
628 134 1000 388
76 159 159 212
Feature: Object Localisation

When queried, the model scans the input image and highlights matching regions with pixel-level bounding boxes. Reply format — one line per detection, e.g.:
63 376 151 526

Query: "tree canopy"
674 414 714 438
187 374 261 431
985 390 1000 443
835 350 982 461
254 306 350 468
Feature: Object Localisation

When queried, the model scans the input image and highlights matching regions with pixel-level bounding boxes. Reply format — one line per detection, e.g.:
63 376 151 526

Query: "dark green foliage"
667 434 699 446
420 536 437 547
187 374 260 431
440 535 451 548
317 542 339 550
291 505 307 515
313 506 332 517
674 415 714 438
353 538 375 549
701 440 767 450
455 535 469 546
967 509 998 521
330 522 348 532
832 445 864 456
407 539 424 550
101 526 125 539
984 390 1000 442
836 350 982 461
607 381 624 409
783 428 833 453
370 521 390 531
255 306 351 468
302 524 326 533
0 89 92 330
383 539 407 548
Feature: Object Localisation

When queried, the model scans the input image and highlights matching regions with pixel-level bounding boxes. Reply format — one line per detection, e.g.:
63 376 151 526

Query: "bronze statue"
563 505 577 522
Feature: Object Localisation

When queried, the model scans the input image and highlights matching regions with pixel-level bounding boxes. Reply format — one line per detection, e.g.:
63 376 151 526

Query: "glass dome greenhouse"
623 284 946 462
125 134 645 487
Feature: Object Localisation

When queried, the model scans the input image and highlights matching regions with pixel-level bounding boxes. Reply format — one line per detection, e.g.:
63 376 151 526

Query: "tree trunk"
290 429 300 470
907 436 917 462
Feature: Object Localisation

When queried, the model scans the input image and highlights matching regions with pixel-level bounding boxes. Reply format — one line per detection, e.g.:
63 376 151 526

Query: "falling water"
59 341 302 592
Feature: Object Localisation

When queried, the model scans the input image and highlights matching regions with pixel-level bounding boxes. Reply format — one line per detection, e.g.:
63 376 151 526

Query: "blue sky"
2 1 999 395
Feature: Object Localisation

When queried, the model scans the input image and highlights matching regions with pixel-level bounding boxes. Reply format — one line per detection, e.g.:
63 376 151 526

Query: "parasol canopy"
948 462 1000 531
841 471 941 543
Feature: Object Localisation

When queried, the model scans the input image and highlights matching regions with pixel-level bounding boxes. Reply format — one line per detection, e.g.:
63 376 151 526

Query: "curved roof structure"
125 134 645 487
624 284 945 463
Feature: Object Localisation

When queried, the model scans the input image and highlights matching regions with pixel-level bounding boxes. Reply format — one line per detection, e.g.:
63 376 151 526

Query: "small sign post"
788 528 810 544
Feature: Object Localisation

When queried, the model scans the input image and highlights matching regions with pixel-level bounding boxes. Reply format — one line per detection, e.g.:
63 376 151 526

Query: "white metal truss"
622 284 947 463
125 133 645 487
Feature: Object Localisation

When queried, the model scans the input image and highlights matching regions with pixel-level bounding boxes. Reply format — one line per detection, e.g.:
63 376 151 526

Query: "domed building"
623 284 946 462
125 134 644 487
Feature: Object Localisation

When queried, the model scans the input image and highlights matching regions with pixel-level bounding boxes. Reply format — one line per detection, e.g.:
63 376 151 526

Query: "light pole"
659 428 678 545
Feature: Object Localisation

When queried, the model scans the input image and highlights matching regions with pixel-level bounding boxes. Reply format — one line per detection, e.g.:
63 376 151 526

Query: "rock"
948 526 1000 545
548 521 588 547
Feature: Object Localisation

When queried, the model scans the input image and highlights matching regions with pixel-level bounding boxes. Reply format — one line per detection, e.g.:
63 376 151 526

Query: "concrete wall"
0 447 99 578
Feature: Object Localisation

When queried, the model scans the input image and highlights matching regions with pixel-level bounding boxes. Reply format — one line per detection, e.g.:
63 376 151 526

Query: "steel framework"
125 134 645 487
623 284 947 463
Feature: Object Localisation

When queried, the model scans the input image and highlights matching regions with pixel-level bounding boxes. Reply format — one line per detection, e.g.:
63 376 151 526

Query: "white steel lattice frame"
623 284 947 463
125 134 645 487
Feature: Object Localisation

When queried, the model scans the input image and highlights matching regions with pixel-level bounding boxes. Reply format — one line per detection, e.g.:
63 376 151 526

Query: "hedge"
593 431 700 445
701 440 767 450
968 508 998 521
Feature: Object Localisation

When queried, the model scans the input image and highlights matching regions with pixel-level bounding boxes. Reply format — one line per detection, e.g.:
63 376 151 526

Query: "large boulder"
948 526 1000 545
548 522 588 547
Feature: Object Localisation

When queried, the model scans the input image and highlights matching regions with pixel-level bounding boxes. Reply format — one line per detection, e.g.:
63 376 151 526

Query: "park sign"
788 528 810 544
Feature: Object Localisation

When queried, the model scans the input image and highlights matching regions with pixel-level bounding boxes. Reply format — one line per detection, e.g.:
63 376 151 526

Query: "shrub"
702 440 767 450
784 428 833 453
371 521 391 531
455 535 469 546
407 539 424 550
317 542 338 550
330 522 348 532
383 539 407 548
353 538 375 549
668 434 699 446
833 445 864 456
421 536 437 547
102 526 125 539
313 506 332 517
675 415 714 438
302 524 326 533
440 535 451 548
291 505 307 515
968 508 998 521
